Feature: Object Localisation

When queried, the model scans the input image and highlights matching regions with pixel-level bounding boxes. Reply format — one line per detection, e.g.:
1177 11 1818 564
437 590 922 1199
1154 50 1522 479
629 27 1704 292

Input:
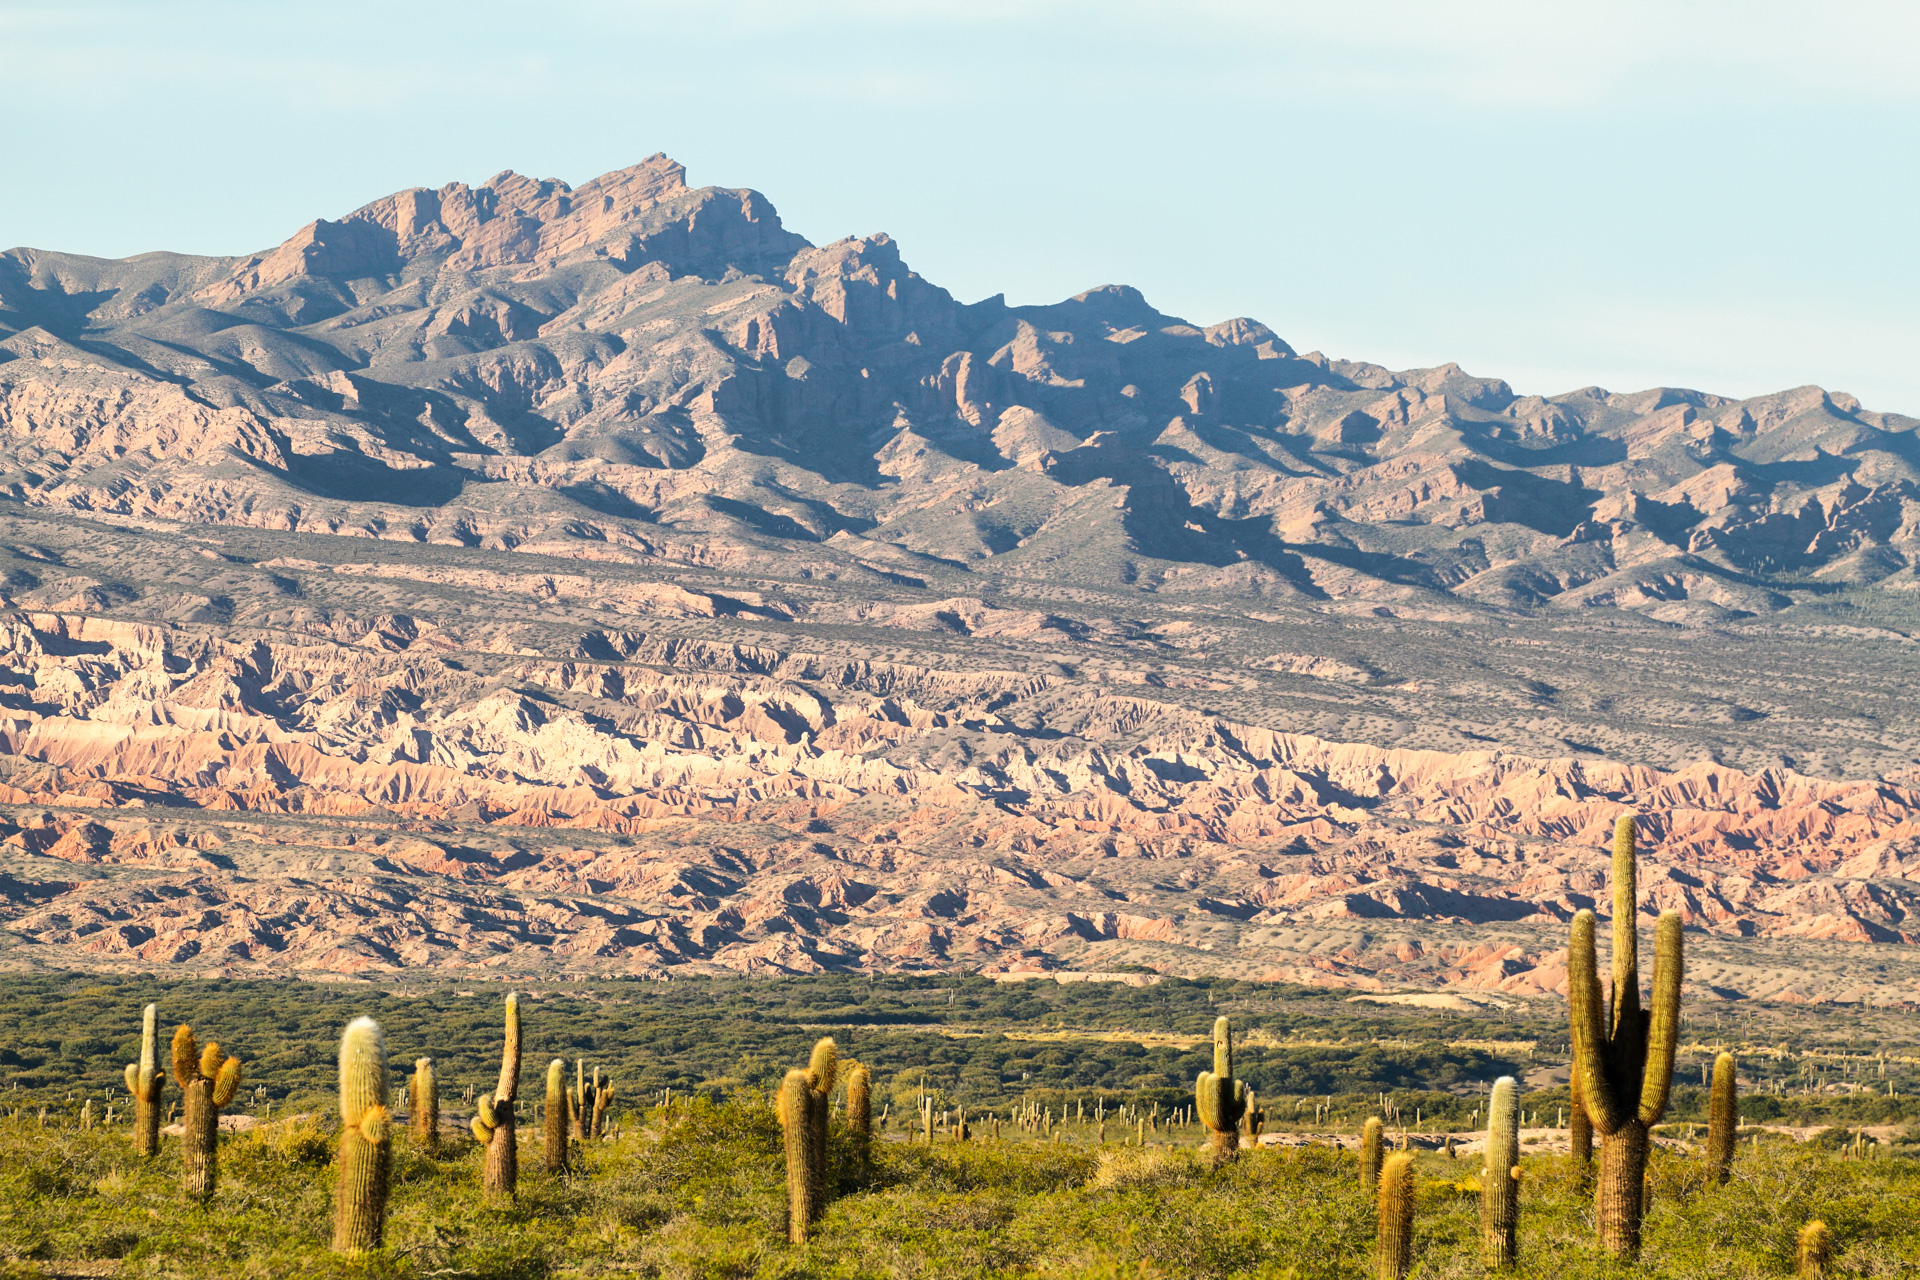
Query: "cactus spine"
1360 1115 1385 1194
409 1058 438 1155
544 1058 570 1172
1481 1076 1521 1268
1375 1150 1415 1280
124 1003 164 1159
331 1018 392 1254
1705 1051 1738 1185
1194 1016 1248 1163
1796 1220 1832 1278
472 993 521 1200
1568 814 1682 1260
172 1024 241 1201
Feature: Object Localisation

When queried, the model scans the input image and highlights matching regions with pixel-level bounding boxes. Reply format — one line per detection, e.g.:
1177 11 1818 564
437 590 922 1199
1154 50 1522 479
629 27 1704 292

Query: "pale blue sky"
5 1 1917 414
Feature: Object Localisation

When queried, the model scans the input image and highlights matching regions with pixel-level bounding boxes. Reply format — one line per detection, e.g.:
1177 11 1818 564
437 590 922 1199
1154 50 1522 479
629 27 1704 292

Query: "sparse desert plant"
1706 1051 1738 1185
468 992 521 1200
1194 1015 1248 1163
409 1057 438 1154
1569 814 1682 1259
1482 1075 1520 1268
123 1002 164 1159
1376 1150 1415 1279
331 1017 392 1254
171 1023 241 1202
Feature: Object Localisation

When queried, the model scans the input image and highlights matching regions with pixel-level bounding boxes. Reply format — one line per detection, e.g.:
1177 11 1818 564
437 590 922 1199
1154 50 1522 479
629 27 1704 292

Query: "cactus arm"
212 1057 243 1109
171 1024 199 1087
138 1003 157 1089
1610 815 1641 1034
125 1062 140 1095
807 1037 838 1095
1636 911 1684 1125
477 1093 498 1128
1569 910 1627 1134
199 1042 224 1082
1213 1016 1232 1078
496 993 521 1103
339 1018 384 1126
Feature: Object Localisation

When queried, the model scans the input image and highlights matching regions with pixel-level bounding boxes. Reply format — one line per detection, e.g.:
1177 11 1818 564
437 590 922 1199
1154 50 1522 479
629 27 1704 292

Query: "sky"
4 0 1918 414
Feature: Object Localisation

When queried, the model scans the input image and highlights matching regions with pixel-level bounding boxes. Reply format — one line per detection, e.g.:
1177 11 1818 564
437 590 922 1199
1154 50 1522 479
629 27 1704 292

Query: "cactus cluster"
569 1060 614 1140
1481 1076 1521 1268
777 1037 838 1243
1568 814 1682 1260
1194 1016 1249 1163
331 1018 392 1254
171 1024 242 1202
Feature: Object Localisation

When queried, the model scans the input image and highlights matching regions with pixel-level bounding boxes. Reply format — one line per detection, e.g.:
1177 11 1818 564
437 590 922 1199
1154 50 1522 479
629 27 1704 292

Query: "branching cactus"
1482 1076 1521 1268
172 1024 242 1201
1568 814 1683 1260
1706 1051 1738 1185
331 1018 392 1254
1194 1016 1248 1162
777 1069 817 1243
545 1059 570 1173
123 1003 164 1159
470 993 521 1200
409 1058 438 1155
1797 1221 1832 1279
1375 1150 1415 1280
1360 1115 1385 1193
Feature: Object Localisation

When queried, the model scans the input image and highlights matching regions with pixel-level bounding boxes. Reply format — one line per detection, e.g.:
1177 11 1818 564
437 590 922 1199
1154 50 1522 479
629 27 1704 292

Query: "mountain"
2 156 1919 999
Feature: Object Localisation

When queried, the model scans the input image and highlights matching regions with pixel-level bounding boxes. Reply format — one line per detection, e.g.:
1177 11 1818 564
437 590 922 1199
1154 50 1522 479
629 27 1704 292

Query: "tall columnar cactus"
123 1003 165 1159
172 1024 242 1201
571 1059 587 1140
1194 1016 1249 1162
777 1069 816 1243
545 1059 570 1172
410 1058 438 1155
1375 1151 1416 1280
845 1060 872 1158
1360 1115 1385 1193
1705 1051 1738 1185
470 993 521 1200
1482 1076 1521 1269
1796 1220 1832 1279
805 1038 837 1220
331 1018 392 1254
1568 814 1683 1260
1568 1068 1593 1185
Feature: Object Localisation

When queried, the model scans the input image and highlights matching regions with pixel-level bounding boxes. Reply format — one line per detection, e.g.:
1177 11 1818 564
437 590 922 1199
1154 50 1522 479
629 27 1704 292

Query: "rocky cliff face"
2 157 1919 999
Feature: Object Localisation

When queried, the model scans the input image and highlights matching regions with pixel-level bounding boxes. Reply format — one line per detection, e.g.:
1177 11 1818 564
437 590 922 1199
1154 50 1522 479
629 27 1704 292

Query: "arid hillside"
2 158 1919 998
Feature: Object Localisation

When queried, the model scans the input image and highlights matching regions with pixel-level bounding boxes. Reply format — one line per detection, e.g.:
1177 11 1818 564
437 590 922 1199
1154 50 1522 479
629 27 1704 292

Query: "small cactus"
1482 1076 1521 1268
172 1024 242 1202
471 993 521 1200
1797 1220 1833 1279
1375 1150 1415 1280
123 1003 165 1159
331 1018 392 1254
409 1058 438 1155
1194 1016 1249 1163
1360 1115 1385 1193
544 1059 569 1173
1705 1051 1738 1185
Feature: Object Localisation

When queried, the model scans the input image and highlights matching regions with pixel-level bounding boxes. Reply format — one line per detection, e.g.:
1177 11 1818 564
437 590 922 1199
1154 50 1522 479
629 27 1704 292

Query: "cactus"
571 1059 587 1140
544 1059 570 1173
123 1003 165 1159
1568 814 1683 1260
844 1060 872 1162
1360 1115 1385 1193
1245 1100 1267 1140
1375 1150 1415 1280
1796 1220 1833 1278
776 1069 816 1242
805 1038 836 1220
1705 1051 1738 1185
331 1018 392 1254
1481 1076 1521 1268
1568 1067 1593 1185
590 1074 612 1139
1194 1016 1249 1162
172 1024 242 1201
409 1058 438 1155
470 993 521 1200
